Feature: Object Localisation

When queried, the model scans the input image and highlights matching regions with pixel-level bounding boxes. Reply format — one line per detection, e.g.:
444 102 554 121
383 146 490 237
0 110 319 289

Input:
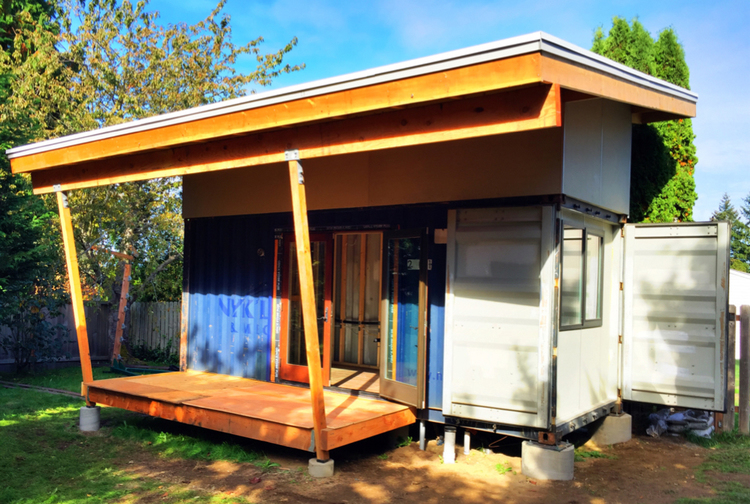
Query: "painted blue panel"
427 240 446 410
184 204 448 396
185 214 278 380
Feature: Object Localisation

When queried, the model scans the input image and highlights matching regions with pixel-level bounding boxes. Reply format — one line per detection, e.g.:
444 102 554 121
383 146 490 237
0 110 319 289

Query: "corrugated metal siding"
427 239 446 410
185 215 278 380
623 222 729 411
184 205 448 393
443 206 554 428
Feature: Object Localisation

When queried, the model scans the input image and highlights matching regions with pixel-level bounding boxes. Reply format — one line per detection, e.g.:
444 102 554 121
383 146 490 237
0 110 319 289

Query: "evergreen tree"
712 193 750 272
593 18 698 223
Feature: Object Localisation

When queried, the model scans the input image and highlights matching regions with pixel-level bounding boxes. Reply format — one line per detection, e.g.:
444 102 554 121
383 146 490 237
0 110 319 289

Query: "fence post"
741 305 750 435
725 305 736 433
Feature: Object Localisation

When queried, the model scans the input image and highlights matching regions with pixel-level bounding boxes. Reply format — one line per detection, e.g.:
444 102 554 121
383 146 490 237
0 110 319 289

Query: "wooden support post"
287 153 329 461
56 191 94 401
725 305 737 432
111 262 131 364
740 305 750 435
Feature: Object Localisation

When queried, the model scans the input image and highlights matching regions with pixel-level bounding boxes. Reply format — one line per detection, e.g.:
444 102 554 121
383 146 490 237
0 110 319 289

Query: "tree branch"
129 253 183 302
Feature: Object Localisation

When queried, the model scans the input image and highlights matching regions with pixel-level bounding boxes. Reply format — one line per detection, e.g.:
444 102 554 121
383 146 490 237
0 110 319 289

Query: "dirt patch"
111 433 731 504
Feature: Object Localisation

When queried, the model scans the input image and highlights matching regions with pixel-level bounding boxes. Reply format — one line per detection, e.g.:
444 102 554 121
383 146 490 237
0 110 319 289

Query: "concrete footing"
463 429 471 455
79 405 101 432
590 413 632 446
308 458 334 478
419 420 427 451
521 441 574 481
443 426 456 463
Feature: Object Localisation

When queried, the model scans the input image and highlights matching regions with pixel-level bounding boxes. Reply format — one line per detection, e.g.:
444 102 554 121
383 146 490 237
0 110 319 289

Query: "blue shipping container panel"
184 206 447 399
185 215 277 380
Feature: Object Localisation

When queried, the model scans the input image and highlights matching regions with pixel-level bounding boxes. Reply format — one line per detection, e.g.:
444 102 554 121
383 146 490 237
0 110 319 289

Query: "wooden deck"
85 371 415 452
330 367 380 394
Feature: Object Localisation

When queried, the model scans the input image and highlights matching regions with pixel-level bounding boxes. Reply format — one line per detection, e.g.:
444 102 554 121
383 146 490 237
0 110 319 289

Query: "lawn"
0 368 285 504
3 365 750 503
0 365 112 393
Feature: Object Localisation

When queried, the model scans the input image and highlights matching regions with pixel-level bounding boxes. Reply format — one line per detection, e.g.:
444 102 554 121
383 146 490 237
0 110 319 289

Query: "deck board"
85 371 415 452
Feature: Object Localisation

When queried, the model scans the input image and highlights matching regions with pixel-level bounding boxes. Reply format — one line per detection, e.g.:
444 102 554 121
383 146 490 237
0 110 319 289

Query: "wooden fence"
0 301 180 368
127 302 181 352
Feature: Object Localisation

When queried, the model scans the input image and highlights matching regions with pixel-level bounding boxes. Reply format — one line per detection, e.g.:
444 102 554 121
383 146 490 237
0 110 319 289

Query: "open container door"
622 222 730 410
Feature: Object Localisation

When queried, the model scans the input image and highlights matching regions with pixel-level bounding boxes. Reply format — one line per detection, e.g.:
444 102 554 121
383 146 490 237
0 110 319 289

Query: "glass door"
279 234 333 384
380 230 428 407
333 233 382 368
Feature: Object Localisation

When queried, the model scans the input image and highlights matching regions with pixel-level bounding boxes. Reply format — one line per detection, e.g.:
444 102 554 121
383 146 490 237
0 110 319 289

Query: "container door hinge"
618 334 623 344
619 281 623 291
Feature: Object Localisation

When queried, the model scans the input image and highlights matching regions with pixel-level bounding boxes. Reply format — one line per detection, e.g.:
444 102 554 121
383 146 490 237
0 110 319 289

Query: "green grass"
495 462 513 475
0 383 268 504
676 420 750 504
396 435 413 448
111 416 278 469
574 447 617 462
0 365 112 393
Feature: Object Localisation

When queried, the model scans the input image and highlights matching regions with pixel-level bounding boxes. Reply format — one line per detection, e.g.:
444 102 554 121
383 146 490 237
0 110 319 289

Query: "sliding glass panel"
333 233 382 367
585 233 603 320
288 241 326 366
561 227 584 327
384 237 421 386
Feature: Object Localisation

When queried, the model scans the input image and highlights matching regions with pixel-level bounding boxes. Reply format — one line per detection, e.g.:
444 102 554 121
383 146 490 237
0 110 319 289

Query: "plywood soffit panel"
30 84 562 194
12 53 544 175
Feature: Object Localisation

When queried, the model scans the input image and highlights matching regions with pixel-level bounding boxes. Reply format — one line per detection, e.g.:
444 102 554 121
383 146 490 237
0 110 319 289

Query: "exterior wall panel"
185 215 278 380
443 206 555 428
622 222 730 410
562 98 631 215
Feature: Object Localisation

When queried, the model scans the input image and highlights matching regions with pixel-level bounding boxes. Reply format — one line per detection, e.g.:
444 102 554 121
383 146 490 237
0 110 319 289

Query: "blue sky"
151 0 749 221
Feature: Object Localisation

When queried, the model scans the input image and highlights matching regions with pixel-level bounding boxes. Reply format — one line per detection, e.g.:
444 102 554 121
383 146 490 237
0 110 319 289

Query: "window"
560 225 603 329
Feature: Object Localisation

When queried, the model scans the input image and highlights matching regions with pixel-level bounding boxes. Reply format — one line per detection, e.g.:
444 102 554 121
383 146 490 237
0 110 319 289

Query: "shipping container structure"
8 32 729 466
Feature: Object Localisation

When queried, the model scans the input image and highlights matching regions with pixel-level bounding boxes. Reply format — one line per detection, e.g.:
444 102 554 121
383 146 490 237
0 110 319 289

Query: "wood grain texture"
85 371 414 453
13 54 543 174
56 192 94 400
541 55 695 117
111 262 130 364
30 84 560 194
179 293 189 372
288 159 329 460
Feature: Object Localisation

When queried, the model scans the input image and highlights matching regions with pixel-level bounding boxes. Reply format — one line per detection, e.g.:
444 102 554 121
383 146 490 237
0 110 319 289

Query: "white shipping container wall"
555 209 619 424
730 269 750 358
443 206 555 429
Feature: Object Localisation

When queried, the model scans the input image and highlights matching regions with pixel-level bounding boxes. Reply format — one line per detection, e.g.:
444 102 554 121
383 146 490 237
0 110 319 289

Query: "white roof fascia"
7 32 697 160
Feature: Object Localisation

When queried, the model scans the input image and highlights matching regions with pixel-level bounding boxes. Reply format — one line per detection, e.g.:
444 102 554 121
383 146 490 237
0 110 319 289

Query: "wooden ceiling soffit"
14 53 543 174
540 55 696 118
30 83 562 194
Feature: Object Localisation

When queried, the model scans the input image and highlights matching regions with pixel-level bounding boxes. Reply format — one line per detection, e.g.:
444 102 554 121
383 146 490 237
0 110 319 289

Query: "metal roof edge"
538 32 698 102
7 31 696 160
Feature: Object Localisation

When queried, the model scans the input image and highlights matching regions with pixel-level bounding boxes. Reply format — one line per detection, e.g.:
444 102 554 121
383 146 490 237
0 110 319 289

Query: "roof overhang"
8 32 697 195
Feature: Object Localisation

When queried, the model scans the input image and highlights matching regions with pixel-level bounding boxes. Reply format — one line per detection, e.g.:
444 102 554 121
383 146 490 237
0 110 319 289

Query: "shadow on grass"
0 387 257 504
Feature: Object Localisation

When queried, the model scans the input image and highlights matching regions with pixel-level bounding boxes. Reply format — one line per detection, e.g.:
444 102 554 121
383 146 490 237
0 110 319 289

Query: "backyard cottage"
8 32 729 479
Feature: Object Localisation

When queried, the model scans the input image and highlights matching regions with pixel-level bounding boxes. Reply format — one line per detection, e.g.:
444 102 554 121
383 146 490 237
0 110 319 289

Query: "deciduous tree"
0 0 303 362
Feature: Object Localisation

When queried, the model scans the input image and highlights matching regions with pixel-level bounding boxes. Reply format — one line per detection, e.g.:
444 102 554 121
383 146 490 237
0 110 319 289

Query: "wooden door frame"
332 231 384 370
279 233 334 385
379 229 429 408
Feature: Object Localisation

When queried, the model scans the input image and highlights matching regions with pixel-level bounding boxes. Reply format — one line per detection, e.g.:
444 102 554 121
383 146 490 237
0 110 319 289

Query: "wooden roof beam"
13 53 544 174
31 83 562 195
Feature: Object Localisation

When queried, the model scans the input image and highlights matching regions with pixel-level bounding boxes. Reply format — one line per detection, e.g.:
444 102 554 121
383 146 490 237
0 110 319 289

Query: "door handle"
318 306 328 322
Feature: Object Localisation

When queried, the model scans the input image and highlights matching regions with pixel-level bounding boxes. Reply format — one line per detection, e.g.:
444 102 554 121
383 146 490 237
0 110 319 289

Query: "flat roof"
7 31 696 160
